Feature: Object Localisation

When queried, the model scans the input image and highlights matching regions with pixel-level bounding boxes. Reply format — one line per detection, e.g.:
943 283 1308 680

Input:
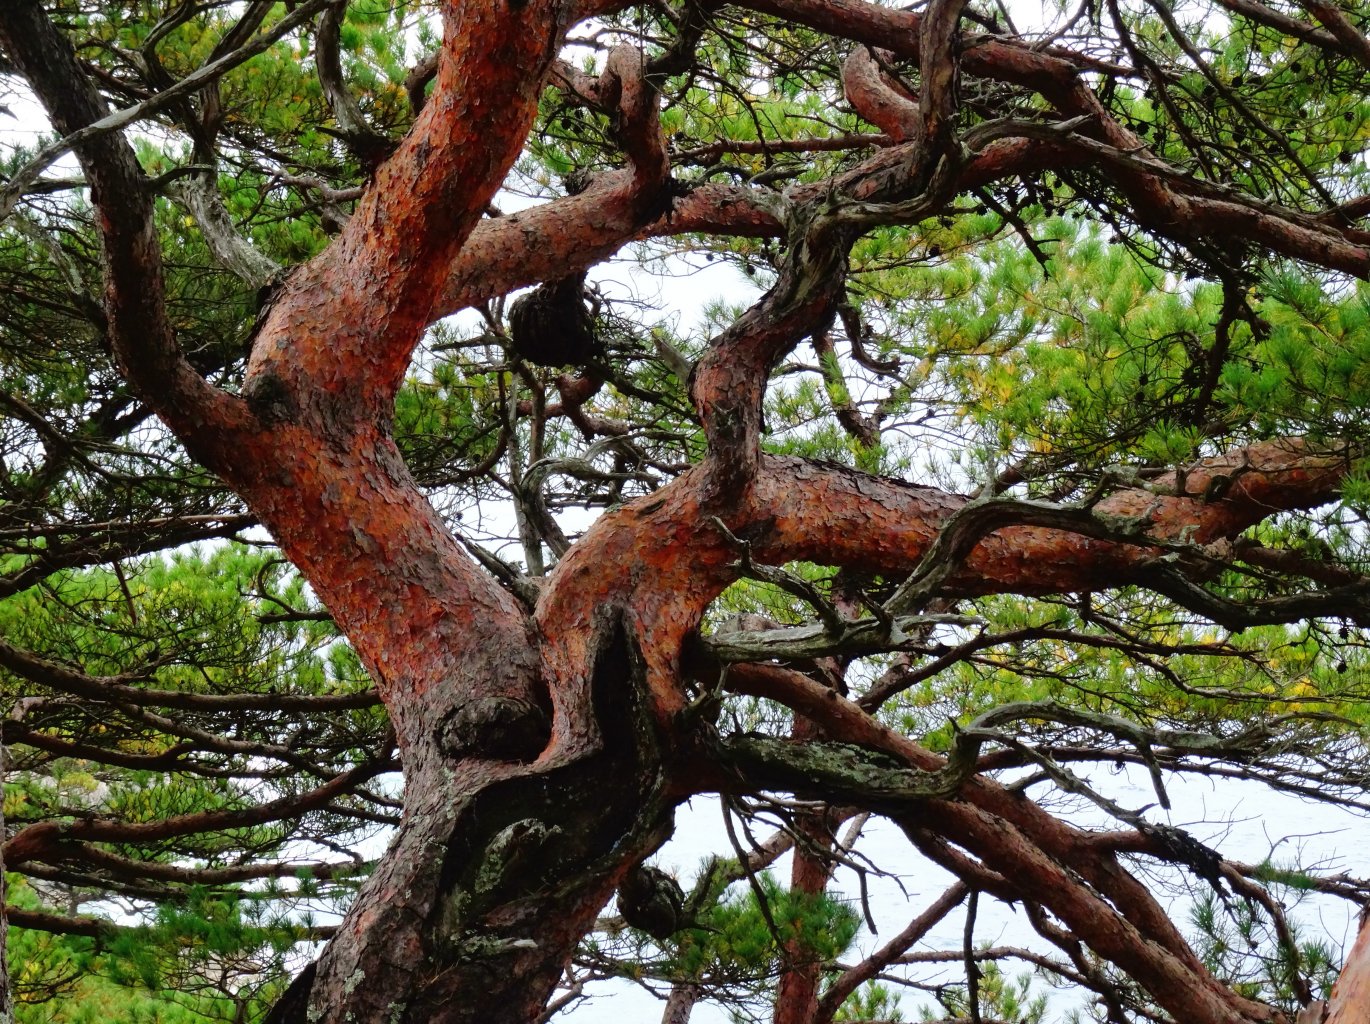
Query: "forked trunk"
269 614 678 1023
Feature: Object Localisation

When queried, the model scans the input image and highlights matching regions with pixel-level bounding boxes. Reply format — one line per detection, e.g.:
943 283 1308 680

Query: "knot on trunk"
508 272 598 367
242 370 299 425
436 695 550 763
616 863 686 940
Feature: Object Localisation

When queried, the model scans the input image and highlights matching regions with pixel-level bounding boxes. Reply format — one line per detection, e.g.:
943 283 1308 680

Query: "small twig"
0 0 335 224
712 517 846 635
964 889 983 1024
721 798 782 941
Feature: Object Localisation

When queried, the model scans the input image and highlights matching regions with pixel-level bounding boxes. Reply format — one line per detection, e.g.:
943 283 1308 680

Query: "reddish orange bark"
774 716 836 1024
4 0 1368 1021
773 820 831 1024
724 663 1283 1024
1326 916 1370 1024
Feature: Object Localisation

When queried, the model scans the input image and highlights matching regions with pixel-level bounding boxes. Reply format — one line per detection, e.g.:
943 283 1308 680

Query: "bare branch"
1300 0 1370 71
315 1 398 167
842 47 918 142
0 0 335 225
170 173 281 289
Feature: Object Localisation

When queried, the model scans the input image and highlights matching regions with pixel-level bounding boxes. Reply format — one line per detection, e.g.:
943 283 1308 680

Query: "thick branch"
915 0 971 159
433 179 763 318
5 906 116 940
732 0 1370 275
541 438 1352 734
433 47 677 317
842 47 918 142
747 439 1354 598
434 130 1073 325
719 662 1281 1024
1214 0 1345 52
245 0 568 417
315 2 396 165
171 173 280 289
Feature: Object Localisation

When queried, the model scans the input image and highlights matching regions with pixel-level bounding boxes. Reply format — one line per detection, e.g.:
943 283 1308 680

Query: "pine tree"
1 1 1369 1022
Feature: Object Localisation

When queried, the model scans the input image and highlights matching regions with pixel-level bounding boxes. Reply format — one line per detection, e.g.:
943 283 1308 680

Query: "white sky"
564 770 1364 1024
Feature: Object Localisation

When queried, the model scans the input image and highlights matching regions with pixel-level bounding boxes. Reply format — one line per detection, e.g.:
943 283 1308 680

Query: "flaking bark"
4 0 1369 1019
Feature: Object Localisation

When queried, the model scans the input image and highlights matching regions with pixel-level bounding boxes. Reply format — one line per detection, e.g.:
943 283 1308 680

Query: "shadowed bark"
2 0 1368 1019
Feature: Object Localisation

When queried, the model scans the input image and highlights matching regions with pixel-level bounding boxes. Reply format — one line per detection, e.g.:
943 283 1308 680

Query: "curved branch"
0 514 256 601
433 48 679 318
3 759 386 869
434 129 1076 327
0 636 378 714
688 134 1061 496
315 1 396 167
0 2 252 457
702 611 978 662
540 437 1354 736
170 173 281 289
244 0 567 420
551 45 670 187
747 439 1354 598
689 219 852 495
29 840 370 888
842 47 918 142
733 0 1370 275
718 662 1282 1024
0 0 334 226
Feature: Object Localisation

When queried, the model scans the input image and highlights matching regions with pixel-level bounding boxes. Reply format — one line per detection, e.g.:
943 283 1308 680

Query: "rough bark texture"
773 716 834 1024
0 734 9 1024
3 0 1369 1020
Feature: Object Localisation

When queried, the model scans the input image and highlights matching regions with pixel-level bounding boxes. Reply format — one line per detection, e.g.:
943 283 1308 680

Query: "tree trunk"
1324 915 1370 1024
266 608 682 1024
775 715 837 1024
773 814 833 1024
662 984 702 1024
5 1 1368 1022
0 732 12 1024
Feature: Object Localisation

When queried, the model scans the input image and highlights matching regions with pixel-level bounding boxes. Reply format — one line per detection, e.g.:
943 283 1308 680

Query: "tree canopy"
0 0 1369 1022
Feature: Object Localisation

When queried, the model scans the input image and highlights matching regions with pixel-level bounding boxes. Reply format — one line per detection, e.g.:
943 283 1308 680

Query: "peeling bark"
1325 915 1370 1024
0 730 10 1024
4 0 1368 1020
